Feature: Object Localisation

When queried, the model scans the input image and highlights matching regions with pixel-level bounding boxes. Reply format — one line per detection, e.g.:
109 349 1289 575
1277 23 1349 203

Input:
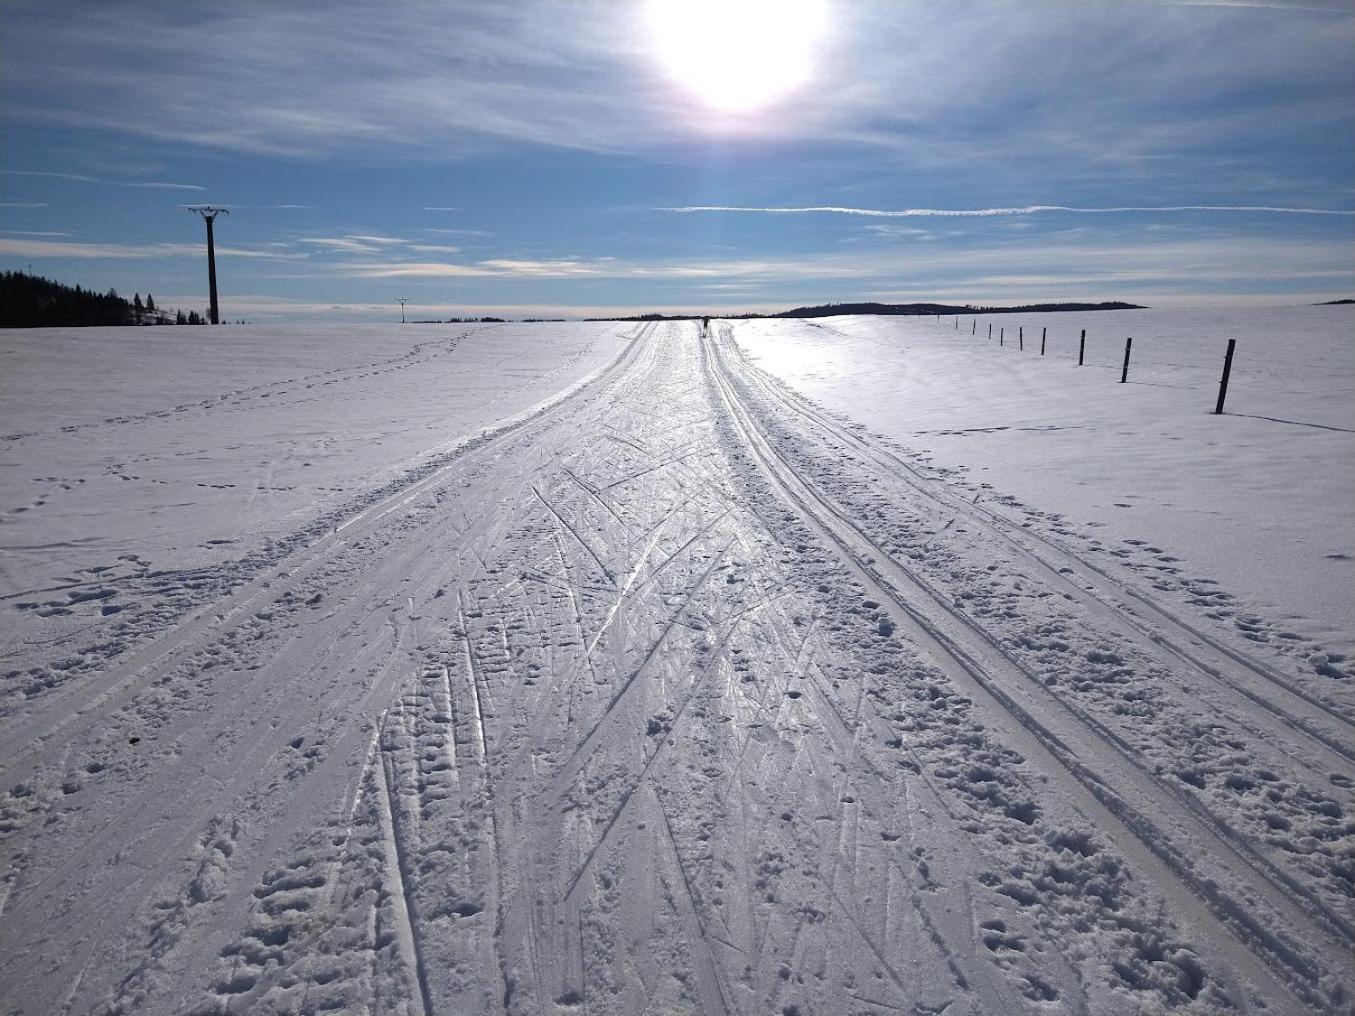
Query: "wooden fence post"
1000 327 1004 346
1215 339 1236 414
1019 326 1024 351
1120 337 1132 383
1078 329 1085 366
988 323 992 340
972 320 976 335
1041 327 1046 356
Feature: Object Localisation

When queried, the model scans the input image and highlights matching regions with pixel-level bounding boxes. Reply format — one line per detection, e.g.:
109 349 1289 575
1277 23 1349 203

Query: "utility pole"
395 297 411 323
187 206 228 324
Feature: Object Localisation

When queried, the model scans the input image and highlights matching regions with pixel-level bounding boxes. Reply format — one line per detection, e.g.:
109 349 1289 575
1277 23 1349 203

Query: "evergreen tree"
0 270 139 327
146 293 155 313
133 293 144 323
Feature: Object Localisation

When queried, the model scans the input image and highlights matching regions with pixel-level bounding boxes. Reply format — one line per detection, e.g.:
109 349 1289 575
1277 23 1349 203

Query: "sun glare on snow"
646 0 828 113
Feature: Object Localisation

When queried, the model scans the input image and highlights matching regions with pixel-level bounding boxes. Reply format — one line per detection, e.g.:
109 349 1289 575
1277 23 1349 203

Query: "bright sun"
646 0 828 114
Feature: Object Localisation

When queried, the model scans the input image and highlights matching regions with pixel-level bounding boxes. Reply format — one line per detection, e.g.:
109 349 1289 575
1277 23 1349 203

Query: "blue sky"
2 0 1352 320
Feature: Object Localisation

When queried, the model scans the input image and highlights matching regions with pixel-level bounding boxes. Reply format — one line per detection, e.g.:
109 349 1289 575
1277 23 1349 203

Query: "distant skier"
701 316 710 335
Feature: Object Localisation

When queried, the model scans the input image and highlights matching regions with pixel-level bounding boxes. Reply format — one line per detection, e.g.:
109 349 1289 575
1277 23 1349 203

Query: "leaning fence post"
1000 327 1004 346
1078 329 1086 366
988 323 992 340
972 320 976 335
1215 339 1236 414
1041 327 1046 356
1019 326 1024 351
1120 337 1133 383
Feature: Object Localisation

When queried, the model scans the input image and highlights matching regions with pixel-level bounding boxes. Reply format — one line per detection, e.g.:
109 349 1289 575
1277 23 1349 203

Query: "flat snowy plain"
0 312 1351 1014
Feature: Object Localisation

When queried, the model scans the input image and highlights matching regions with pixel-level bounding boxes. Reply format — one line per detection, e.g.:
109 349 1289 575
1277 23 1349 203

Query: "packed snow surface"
1 317 1352 1015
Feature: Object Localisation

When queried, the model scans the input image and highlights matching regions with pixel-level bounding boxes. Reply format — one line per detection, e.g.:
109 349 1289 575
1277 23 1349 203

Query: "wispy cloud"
3 0 1351 314
1 169 204 190
0 237 306 260
424 228 493 238
346 234 405 245
661 204 1355 218
7 0 1350 171
144 293 787 320
1162 1 1350 10
325 233 1354 291
174 202 314 210
296 237 389 255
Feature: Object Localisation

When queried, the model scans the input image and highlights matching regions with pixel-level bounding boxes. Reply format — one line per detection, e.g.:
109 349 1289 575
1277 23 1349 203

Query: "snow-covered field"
734 305 1355 647
1 316 1352 1014
0 323 630 615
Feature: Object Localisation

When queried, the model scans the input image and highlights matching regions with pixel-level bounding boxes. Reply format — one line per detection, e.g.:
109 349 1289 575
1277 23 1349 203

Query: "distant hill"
773 301 1143 318
591 300 1144 323
1316 298 1353 305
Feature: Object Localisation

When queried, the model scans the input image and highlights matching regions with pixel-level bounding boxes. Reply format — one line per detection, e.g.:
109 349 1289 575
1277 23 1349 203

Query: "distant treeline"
0 271 209 328
412 317 508 324
589 300 1143 323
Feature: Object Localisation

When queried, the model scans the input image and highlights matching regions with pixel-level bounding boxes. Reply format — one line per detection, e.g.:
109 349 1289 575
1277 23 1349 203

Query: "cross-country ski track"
2 320 1352 1015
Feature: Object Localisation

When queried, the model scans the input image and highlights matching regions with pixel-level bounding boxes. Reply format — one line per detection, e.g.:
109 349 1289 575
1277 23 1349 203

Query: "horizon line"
659 204 1355 218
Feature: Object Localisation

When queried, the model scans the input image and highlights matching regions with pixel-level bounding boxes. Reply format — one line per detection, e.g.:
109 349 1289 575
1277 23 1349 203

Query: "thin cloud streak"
174 202 314 210
2 169 204 191
1162 1 1350 10
0 237 307 260
147 293 789 320
661 204 1355 218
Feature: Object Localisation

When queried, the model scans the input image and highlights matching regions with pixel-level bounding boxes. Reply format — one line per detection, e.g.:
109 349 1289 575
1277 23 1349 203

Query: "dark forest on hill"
0 271 207 328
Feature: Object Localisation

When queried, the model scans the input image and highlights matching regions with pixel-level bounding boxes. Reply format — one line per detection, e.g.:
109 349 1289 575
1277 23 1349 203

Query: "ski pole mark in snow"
533 483 617 586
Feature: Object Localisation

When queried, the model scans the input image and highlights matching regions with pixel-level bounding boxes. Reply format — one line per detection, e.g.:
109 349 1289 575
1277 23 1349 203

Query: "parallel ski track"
377 710 435 1016
0 322 659 780
703 326 1340 1010
718 328 1355 766
718 325 1355 949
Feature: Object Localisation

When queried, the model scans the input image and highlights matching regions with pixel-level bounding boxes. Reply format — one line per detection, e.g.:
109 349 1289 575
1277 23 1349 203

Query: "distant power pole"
396 297 411 324
187 206 229 324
